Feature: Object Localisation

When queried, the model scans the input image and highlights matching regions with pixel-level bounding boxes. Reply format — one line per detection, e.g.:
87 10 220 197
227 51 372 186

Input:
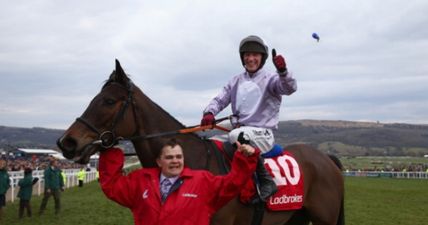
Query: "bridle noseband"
76 82 140 149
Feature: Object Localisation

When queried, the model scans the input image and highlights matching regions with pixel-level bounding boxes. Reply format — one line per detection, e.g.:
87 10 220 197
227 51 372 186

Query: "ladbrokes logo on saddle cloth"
213 140 304 210
264 151 304 211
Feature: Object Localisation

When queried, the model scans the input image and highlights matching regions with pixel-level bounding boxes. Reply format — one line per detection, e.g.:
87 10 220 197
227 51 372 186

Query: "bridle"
74 80 233 151
76 81 141 149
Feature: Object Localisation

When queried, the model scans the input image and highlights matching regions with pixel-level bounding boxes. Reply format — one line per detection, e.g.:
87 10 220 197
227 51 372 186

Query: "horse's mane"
103 71 190 131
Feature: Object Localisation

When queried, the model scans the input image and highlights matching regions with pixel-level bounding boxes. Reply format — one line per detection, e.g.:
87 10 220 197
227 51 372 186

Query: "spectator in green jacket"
0 159 10 221
77 167 86 187
18 168 39 218
39 158 64 215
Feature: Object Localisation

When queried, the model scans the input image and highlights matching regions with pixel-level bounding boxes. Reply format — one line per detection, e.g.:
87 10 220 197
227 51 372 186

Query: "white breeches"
210 125 274 154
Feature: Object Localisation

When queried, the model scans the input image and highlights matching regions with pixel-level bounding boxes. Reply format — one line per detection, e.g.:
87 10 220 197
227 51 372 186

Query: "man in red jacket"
99 138 259 225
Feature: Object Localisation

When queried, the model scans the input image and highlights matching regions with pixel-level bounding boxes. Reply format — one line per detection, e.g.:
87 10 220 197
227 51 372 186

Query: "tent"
17 148 66 160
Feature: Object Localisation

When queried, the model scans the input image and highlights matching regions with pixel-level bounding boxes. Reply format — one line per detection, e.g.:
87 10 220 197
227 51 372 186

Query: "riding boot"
252 156 277 204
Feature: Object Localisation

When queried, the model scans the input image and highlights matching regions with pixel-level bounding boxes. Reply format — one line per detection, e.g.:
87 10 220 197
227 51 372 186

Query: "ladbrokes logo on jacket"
182 193 198 198
142 189 149 199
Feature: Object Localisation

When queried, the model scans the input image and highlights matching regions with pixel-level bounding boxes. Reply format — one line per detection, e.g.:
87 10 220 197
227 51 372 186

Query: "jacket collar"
245 68 265 78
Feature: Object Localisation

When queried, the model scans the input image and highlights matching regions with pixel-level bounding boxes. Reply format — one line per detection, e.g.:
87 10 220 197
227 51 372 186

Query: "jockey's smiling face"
157 144 184 177
243 52 263 73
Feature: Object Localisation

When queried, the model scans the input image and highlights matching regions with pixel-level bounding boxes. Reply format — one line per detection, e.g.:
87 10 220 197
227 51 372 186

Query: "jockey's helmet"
239 35 269 70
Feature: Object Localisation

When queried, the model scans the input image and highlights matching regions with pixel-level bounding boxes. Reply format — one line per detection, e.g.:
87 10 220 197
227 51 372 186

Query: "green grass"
2 182 132 225
345 177 428 225
2 177 428 225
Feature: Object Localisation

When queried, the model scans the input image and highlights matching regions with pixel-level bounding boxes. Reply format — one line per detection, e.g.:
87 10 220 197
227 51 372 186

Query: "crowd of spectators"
345 163 428 172
0 153 80 172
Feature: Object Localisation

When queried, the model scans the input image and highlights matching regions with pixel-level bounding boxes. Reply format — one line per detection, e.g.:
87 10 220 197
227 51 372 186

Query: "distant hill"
275 120 428 157
0 126 136 155
1 120 428 157
0 126 64 150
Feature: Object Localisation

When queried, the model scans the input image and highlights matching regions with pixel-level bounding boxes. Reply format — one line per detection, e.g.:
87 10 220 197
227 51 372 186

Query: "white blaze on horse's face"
156 145 184 177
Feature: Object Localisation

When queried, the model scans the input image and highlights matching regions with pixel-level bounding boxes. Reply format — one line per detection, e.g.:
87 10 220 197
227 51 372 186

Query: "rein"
127 118 231 141
76 80 231 149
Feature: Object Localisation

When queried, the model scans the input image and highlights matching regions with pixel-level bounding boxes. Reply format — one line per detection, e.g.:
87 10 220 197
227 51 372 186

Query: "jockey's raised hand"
200 112 215 126
272 48 287 75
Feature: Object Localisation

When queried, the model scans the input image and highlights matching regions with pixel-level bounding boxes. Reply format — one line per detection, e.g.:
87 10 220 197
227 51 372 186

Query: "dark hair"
24 168 33 175
156 138 183 159
49 157 57 165
164 138 181 148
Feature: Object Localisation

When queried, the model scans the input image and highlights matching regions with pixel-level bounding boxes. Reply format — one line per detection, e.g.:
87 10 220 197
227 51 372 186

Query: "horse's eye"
104 98 116 106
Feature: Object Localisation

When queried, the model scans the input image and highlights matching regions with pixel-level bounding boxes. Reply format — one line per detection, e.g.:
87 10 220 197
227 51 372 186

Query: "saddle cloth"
212 140 304 211
241 150 304 211
264 150 304 210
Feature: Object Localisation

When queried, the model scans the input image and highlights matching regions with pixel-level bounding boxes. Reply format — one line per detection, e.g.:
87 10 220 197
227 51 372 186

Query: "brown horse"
57 60 344 225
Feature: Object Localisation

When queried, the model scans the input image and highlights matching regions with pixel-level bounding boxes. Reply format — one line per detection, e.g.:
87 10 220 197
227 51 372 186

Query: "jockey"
201 35 297 203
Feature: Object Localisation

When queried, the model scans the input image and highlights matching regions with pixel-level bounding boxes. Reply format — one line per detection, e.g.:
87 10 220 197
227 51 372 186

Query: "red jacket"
99 148 258 225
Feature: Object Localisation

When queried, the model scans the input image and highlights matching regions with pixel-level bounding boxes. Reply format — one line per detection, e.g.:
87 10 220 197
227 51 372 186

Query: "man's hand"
235 141 255 157
272 48 287 74
200 112 215 126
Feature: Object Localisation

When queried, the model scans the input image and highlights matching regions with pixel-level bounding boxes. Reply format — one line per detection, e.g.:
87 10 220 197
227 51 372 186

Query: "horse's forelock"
102 71 132 90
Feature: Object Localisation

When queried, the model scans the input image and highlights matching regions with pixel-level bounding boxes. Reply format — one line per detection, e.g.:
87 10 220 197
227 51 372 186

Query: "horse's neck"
132 140 157 167
181 136 217 170
131 90 213 170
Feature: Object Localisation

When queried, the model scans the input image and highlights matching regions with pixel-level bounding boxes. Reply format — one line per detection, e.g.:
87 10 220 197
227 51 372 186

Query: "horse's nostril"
57 136 77 159
65 137 77 150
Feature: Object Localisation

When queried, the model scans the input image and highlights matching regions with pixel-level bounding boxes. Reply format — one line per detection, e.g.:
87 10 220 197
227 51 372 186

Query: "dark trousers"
39 189 61 215
0 194 5 220
19 199 32 218
78 180 84 187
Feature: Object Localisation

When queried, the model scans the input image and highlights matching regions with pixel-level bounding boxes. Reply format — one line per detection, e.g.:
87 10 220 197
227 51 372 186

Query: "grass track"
2 177 428 225
345 177 428 225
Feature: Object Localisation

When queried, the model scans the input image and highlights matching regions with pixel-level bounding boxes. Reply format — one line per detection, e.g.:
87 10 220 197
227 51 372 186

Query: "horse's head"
57 60 140 164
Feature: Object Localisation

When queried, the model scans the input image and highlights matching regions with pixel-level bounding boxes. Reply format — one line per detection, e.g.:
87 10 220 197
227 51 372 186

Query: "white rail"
5 161 140 203
343 171 428 179
6 169 98 203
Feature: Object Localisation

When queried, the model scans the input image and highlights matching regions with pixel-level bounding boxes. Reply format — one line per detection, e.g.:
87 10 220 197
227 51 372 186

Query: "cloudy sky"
1 0 427 129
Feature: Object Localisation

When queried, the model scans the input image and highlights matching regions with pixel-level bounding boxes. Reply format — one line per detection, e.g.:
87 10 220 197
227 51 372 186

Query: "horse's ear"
115 59 125 76
110 59 129 86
